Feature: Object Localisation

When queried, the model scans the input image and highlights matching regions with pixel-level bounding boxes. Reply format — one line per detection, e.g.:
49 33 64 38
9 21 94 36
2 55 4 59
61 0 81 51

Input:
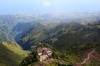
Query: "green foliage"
18 22 100 50
0 42 29 66
20 42 100 66
53 22 100 50
20 52 39 66
0 25 14 42
19 22 86 50
0 15 100 66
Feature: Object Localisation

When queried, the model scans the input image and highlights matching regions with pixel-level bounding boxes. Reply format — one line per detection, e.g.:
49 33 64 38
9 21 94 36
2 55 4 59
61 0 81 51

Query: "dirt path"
81 49 95 64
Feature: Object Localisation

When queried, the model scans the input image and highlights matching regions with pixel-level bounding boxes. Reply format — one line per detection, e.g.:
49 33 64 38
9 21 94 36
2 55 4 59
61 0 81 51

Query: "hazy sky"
0 0 100 14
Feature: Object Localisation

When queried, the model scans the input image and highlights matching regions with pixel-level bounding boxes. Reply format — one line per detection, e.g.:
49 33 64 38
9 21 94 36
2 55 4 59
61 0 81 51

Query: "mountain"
18 22 100 50
12 22 40 42
0 15 17 29
0 14 42 28
0 25 14 41
43 12 100 23
53 22 100 50
18 22 100 65
0 13 100 49
18 23 61 50
0 12 100 65
20 43 100 66
0 14 42 42
0 12 100 43
0 42 29 66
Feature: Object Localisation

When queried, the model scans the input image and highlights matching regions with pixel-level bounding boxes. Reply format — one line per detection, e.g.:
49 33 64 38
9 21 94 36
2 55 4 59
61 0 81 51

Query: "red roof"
37 47 51 54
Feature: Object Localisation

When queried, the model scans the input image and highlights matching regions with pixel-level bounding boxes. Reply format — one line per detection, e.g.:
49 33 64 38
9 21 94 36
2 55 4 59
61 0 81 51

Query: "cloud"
43 1 51 6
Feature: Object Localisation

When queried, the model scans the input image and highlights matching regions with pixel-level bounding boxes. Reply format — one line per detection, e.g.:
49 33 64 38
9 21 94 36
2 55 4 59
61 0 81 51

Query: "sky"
0 0 100 14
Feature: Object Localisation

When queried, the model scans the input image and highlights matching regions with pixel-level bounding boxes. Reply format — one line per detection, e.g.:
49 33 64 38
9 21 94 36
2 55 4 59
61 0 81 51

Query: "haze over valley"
0 0 100 66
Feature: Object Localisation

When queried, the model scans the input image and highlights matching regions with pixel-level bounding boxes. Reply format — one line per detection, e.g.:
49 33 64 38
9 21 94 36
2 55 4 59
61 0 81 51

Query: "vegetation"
0 14 100 66
19 42 100 66
18 22 86 50
20 52 39 66
0 42 29 66
0 25 14 42
20 43 53 66
53 22 100 50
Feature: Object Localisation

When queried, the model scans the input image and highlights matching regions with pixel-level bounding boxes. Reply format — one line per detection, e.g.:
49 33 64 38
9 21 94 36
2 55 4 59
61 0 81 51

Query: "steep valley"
0 13 100 66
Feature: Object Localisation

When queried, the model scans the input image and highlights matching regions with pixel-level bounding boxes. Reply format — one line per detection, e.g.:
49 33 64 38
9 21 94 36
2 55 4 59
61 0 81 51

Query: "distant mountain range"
0 12 100 48
0 12 100 65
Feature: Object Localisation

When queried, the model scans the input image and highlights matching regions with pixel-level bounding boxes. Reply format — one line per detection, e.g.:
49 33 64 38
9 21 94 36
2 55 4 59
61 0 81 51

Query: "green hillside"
53 22 100 50
20 43 100 66
19 22 100 65
0 25 14 42
18 22 85 50
0 42 30 66
0 14 100 66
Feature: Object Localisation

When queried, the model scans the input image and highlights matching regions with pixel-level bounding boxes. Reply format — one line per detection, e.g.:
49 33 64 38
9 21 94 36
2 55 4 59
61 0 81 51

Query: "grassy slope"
0 42 30 66
53 23 100 50
19 22 85 50
20 43 100 66
0 25 14 42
